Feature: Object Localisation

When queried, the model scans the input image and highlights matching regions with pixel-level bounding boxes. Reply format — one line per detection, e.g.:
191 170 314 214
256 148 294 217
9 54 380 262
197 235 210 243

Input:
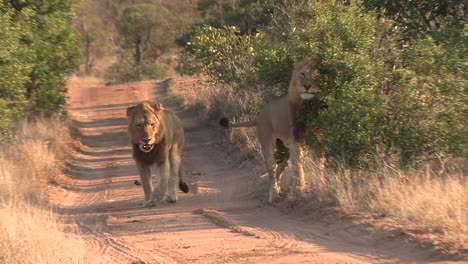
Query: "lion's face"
127 102 165 153
293 60 321 101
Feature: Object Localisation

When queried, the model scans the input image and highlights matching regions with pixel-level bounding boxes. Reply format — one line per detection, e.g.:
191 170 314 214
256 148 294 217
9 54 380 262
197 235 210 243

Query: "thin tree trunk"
84 30 92 74
135 38 142 66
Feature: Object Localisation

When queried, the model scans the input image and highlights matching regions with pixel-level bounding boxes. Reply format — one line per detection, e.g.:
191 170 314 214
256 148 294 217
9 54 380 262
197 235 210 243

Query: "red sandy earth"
48 77 466 264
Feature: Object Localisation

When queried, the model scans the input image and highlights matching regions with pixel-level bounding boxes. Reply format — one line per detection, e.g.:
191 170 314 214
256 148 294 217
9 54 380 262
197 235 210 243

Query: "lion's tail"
219 117 256 128
178 166 189 193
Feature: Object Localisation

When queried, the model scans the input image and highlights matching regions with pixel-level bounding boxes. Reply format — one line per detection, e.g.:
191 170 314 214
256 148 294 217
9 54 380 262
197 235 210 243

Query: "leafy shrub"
105 59 169 84
143 62 170 80
387 27 468 163
179 25 258 88
362 0 466 41
105 59 141 84
0 0 80 140
0 8 30 140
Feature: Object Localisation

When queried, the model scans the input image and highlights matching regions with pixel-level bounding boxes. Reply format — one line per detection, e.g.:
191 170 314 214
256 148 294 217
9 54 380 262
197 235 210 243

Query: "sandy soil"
49 78 466 264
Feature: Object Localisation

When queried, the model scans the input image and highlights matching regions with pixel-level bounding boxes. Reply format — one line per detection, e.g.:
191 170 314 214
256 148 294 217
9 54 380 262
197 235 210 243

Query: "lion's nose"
303 84 311 91
142 138 152 143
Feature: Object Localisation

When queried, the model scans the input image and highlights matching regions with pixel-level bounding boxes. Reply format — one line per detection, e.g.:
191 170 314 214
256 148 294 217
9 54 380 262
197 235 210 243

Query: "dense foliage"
178 0 467 168
0 0 81 140
362 0 466 42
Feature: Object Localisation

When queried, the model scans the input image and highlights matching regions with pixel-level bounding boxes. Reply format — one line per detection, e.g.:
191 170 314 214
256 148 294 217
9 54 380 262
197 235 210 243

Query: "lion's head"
289 58 321 101
127 101 165 153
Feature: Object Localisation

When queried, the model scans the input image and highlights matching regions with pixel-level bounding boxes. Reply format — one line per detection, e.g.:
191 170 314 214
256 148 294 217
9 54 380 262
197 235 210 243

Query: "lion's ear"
126 106 135 117
295 57 318 67
152 103 164 112
305 56 318 63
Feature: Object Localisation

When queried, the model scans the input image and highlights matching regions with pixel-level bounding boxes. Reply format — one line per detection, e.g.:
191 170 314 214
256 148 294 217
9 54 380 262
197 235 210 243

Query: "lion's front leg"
136 161 153 207
261 143 281 203
167 149 182 203
287 141 305 195
150 158 170 204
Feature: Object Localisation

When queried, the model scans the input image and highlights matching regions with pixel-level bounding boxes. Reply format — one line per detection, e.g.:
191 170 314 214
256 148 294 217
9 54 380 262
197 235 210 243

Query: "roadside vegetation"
0 1 88 262
0 117 88 263
172 0 467 239
0 0 81 140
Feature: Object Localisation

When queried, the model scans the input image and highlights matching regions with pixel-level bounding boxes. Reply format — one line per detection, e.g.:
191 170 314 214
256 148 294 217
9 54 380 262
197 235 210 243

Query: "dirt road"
51 78 464 263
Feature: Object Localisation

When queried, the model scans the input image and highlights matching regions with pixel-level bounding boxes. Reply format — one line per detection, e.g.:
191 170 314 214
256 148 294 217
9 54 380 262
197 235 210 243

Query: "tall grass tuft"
0 117 88 263
302 155 467 239
169 77 263 153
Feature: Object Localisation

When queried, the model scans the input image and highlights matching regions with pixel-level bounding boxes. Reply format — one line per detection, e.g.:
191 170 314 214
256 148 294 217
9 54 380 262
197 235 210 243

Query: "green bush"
0 8 30 140
179 25 258 88
0 0 80 140
105 58 169 84
362 0 466 41
388 27 468 163
142 62 169 80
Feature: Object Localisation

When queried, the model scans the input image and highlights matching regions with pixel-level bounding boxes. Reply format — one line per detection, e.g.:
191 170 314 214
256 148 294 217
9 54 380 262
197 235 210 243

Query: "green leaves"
180 25 257 86
0 5 31 140
362 0 466 41
0 0 81 140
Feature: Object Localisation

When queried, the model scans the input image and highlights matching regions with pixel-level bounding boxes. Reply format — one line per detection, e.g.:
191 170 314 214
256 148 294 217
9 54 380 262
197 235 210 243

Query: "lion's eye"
300 72 306 78
136 124 142 128
150 123 155 127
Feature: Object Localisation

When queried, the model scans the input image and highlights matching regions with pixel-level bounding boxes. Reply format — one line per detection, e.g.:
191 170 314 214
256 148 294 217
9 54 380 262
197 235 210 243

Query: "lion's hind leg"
274 139 289 195
259 139 280 203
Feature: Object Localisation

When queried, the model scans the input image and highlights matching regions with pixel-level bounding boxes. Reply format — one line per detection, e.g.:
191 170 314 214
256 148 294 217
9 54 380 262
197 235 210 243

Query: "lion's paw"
166 196 178 203
142 200 154 208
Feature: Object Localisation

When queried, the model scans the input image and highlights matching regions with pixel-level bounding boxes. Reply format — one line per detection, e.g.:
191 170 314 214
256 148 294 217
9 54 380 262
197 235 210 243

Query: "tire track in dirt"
50 78 465 264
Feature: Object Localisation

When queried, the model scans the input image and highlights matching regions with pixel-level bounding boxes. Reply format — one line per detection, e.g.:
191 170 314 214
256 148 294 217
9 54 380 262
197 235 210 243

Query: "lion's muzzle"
300 92 316 100
140 143 154 152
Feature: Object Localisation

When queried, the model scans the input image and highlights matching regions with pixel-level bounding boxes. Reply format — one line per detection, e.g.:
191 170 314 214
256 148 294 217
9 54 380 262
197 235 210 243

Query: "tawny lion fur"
220 58 321 203
127 101 188 207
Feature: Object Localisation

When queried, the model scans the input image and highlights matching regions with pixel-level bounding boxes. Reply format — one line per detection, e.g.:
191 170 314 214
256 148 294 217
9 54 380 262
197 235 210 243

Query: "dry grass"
170 76 467 240
0 117 88 263
67 74 105 89
302 155 467 239
169 77 263 153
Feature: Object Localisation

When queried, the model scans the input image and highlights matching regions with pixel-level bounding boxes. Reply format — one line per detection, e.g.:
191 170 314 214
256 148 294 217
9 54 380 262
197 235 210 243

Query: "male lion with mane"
127 101 189 207
220 58 321 203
